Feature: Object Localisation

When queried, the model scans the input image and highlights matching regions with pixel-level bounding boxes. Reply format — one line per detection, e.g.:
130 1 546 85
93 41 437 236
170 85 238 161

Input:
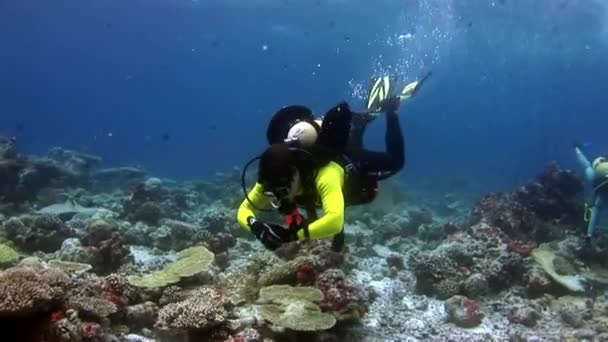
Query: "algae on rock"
48 259 92 274
256 284 336 331
259 284 324 303
0 244 20 268
258 256 316 286
219 265 259 306
127 246 214 288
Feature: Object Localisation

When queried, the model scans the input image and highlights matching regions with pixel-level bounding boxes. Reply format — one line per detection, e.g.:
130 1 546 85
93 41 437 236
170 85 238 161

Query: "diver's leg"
587 194 603 238
348 111 378 149
347 111 405 179
331 227 345 252
384 110 405 172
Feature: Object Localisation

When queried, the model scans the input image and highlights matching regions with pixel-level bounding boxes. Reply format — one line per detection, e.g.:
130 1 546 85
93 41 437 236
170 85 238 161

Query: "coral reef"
444 295 484 328
0 142 605 341
471 163 583 242
0 140 101 207
80 219 132 273
2 214 73 252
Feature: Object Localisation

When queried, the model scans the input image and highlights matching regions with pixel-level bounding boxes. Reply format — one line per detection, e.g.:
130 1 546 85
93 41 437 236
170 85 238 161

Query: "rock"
57 238 83 259
444 295 484 328
525 267 553 297
560 306 585 328
386 254 405 270
509 306 542 327
552 296 592 329
144 177 162 191
463 273 488 298
573 329 596 340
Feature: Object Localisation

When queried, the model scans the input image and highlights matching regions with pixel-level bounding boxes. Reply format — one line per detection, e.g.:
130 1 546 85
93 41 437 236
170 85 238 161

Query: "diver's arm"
237 182 270 232
297 163 345 240
575 146 594 182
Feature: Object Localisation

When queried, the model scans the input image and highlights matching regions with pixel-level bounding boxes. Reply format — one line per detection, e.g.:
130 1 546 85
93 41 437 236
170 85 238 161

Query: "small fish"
328 21 335 29
208 124 217 131
16 123 24 133
343 34 351 42
105 23 112 30
161 133 171 143
210 39 221 48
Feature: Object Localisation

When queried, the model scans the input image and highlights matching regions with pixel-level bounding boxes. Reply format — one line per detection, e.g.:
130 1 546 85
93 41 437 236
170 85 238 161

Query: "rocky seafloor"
2 136 608 342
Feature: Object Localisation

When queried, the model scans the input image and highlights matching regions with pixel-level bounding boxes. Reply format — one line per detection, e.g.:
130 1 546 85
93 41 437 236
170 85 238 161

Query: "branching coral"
0 267 68 316
155 287 227 331
67 294 118 320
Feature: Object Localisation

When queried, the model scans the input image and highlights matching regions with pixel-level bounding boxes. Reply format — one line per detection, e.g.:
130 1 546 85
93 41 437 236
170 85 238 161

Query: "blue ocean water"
2 0 608 195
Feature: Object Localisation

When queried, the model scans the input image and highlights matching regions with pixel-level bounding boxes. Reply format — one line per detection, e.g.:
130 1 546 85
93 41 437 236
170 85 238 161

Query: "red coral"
296 261 317 284
49 310 65 322
80 322 101 339
463 298 483 323
508 239 537 257
101 281 127 307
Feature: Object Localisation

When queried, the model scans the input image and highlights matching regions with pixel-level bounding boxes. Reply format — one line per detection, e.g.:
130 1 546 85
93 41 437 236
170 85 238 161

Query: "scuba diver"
237 73 431 252
575 144 608 242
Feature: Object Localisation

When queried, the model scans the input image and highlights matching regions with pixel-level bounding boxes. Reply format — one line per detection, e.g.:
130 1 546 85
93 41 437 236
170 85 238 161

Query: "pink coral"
315 269 354 312
508 239 537 257
80 322 103 339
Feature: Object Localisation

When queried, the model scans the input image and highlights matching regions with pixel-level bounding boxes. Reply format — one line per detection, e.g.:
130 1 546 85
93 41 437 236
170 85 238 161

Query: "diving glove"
247 216 297 250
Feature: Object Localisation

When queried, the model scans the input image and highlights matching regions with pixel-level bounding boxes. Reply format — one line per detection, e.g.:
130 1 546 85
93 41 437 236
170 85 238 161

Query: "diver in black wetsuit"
238 73 430 252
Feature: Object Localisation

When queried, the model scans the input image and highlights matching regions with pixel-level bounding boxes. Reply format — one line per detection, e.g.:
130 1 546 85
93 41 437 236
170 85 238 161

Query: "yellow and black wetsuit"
237 161 345 241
